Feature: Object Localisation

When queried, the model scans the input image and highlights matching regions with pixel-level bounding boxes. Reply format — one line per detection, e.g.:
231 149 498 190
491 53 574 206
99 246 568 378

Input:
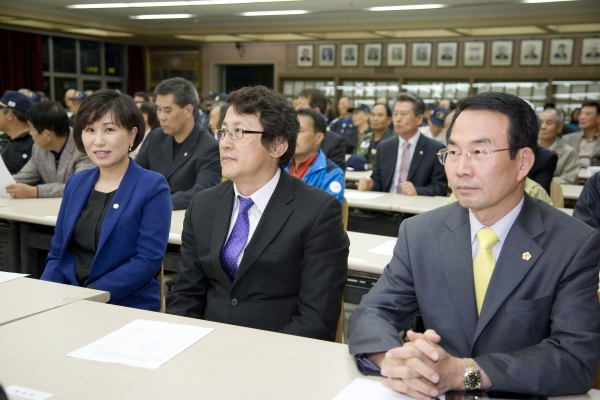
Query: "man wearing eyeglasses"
136 77 222 210
166 85 349 341
348 91 600 397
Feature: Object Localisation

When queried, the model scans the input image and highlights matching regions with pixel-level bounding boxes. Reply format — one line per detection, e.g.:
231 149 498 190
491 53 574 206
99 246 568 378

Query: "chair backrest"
342 197 348 231
334 299 345 343
595 292 600 389
157 263 165 313
550 180 564 208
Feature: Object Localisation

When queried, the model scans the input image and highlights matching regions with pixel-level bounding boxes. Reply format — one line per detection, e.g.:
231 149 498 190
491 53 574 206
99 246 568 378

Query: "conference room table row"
1 277 599 400
345 167 595 184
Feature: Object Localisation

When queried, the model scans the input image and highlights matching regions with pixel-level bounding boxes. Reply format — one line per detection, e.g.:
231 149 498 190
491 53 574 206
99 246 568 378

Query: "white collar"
469 195 525 247
233 168 281 213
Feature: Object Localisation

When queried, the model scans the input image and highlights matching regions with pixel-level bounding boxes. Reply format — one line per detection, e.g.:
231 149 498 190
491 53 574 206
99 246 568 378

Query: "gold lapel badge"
113 204 119 210
522 252 531 261
419 150 423 155
184 152 188 157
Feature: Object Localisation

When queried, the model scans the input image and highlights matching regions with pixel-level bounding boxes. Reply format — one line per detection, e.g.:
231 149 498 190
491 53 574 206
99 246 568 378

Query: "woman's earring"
128 144 133 152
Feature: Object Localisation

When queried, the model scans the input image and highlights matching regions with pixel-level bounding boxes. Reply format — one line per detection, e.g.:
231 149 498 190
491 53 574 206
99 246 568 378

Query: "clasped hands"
369 329 488 400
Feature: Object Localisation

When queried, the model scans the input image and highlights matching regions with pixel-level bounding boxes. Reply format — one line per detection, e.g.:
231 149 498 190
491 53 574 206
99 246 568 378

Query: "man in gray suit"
136 77 221 210
348 92 600 397
6 101 94 198
563 100 600 168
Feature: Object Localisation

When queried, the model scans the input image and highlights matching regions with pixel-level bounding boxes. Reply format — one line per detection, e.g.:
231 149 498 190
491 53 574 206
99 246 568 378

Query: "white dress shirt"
227 168 281 265
469 196 524 262
390 132 421 193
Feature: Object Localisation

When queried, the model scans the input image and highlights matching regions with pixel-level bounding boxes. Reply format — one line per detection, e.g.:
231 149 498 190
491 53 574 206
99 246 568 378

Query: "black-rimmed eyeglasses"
213 128 266 141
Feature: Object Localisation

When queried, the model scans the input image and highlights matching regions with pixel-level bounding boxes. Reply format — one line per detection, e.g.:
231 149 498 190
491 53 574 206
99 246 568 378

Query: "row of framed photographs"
297 38 600 68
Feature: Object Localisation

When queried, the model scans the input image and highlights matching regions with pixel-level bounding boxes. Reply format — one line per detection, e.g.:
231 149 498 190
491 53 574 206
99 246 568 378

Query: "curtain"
0 29 44 93
127 45 146 95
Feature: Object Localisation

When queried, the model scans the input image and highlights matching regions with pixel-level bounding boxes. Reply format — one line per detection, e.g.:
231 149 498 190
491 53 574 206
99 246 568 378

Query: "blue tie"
220 196 254 283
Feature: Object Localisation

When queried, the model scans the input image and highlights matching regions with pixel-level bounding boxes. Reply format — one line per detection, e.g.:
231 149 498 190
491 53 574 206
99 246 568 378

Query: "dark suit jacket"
41 160 172 311
166 171 349 341
348 195 600 395
574 171 600 231
321 129 346 170
136 123 221 210
528 145 558 194
370 134 447 196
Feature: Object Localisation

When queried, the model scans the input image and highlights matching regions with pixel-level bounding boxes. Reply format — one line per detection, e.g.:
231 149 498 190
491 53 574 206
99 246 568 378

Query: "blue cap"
71 91 88 102
0 90 34 113
348 103 371 114
34 91 46 102
208 92 228 106
346 155 370 171
430 106 450 127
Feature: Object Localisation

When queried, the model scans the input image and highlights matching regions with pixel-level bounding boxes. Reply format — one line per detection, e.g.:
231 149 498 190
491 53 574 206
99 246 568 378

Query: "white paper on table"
67 319 214 369
344 192 386 200
0 156 16 197
0 271 29 284
333 378 439 400
367 240 397 256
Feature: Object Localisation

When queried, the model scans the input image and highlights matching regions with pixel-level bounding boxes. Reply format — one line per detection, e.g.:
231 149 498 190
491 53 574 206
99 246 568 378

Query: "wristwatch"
463 358 482 391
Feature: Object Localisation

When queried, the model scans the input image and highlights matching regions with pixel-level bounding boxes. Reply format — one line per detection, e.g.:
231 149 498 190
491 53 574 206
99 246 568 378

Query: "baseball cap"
208 92 228 106
429 106 450 127
0 90 34 113
348 103 371 113
346 155 370 171
71 91 88 102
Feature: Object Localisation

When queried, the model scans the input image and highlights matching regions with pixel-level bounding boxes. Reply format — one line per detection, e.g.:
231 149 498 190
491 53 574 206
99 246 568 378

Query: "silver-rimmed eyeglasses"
213 128 265 141
437 147 510 165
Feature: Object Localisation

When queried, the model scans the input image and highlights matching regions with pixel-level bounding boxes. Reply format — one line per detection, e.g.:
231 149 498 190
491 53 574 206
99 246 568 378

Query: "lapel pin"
184 152 188 157
522 252 531 261
113 204 119 210
419 150 423 155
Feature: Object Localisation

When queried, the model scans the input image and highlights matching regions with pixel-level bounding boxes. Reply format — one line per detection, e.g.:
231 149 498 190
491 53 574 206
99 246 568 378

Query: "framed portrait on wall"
341 44 359 67
364 43 382 67
387 43 406 66
319 44 335 67
581 38 600 66
549 39 573 66
297 45 313 67
411 43 432 67
491 40 513 67
519 40 543 66
437 42 457 67
464 42 485 67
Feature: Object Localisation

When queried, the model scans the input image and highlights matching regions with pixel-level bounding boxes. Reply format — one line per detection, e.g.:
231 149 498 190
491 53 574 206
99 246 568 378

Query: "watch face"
465 372 482 389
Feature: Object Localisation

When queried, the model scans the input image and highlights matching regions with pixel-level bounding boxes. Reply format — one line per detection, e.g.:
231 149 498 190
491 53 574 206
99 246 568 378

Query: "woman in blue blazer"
41 90 172 311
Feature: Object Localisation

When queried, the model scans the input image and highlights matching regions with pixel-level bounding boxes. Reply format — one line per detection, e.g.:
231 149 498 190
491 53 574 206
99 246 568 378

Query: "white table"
345 170 371 182
345 189 449 213
0 300 372 400
0 277 109 326
562 184 584 201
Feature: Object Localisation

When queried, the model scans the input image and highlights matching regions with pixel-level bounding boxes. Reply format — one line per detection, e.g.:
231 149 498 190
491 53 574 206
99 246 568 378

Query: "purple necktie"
220 196 254 283
397 141 411 194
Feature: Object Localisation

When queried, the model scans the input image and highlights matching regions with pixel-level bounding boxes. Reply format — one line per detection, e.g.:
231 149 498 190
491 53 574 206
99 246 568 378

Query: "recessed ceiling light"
67 0 302 9
130 14 194 19
241 10 308 16
368 4 445 11
522 0 578 3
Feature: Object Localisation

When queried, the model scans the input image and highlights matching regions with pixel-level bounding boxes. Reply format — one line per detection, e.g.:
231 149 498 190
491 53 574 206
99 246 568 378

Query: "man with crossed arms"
348 92 600 397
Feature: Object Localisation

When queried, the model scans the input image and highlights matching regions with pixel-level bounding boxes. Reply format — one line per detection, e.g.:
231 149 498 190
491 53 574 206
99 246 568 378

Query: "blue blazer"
41 159 172 311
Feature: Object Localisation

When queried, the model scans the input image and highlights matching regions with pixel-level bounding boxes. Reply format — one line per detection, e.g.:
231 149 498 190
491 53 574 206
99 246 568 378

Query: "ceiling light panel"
67 0 302 8
130 14 194 19
456 26 546 36
548 23 600 32
241 10 308 16
368 4 446 12
376 29 460 38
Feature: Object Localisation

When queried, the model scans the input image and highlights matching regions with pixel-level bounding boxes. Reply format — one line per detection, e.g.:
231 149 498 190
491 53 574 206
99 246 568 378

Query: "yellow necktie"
473 228 499 316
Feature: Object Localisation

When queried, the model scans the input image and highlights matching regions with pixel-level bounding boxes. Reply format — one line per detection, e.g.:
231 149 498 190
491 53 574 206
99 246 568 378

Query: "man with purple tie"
166 85 349 341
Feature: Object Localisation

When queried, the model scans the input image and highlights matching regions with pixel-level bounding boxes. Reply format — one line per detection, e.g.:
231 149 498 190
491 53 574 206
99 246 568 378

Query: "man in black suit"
358 93 447 196
295 88 346 170
528 145 558 194
136 77 221 210
166 85 349 341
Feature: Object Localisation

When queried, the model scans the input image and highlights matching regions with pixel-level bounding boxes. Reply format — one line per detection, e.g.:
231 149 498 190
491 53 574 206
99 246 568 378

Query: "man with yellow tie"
348 92 600 397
